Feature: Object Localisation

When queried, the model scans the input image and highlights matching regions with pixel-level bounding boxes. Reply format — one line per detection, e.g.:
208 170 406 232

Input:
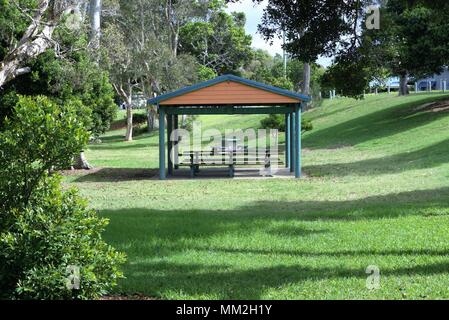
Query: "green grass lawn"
64 92 449 299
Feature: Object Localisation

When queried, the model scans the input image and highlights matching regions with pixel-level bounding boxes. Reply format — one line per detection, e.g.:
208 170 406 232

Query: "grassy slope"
66 93 449 299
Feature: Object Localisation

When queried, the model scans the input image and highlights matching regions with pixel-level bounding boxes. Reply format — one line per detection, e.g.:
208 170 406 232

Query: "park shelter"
147 75 311 180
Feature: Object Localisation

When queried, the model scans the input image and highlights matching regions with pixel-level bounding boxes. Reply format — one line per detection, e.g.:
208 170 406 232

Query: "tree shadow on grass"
184 245 449 259
97 131 158 144
304 95 449 149
89 142 159 151
74 168 158 182
245 188 449 221
306 104 357 122
124 260 449 299
102 187 449 298
267 225 329 238
304 137 449 177
102 186 449 245
97 135 128 144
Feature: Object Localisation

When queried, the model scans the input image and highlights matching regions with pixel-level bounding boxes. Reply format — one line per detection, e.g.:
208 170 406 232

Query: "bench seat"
177 150 284 178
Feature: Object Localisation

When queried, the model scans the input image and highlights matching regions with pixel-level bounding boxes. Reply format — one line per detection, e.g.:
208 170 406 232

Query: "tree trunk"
0 1 93 170
0 0 52 87
146 112 153 133
0 0 79 88
74 151 93 170
181 115 187 128
0 59 31 87
301 62 311 110
125 98 133 141
147 108 155 133
399 72 410 96
302 62 311 96
72 0 103 170
112 82 134 141
0 23 55 87
172 32 179 57
89 0 102 50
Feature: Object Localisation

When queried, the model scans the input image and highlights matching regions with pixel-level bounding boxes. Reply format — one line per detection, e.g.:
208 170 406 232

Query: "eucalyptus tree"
164 0 210 57
0 0 117 171
0 0 86 88
180 9 253 75
101 0 200 141
89 0 101 50
73 0 103 169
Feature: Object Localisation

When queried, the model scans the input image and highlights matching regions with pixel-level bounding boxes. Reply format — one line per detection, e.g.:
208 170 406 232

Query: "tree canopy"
251 0 449 98
323 0 449 97
180 9 253 75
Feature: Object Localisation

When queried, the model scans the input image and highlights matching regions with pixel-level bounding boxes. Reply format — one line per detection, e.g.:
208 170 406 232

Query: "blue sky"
225 0 332 67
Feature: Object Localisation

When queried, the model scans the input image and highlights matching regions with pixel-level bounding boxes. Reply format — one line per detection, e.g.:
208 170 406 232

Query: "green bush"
1 45 117 138
0 96 125 300
261 114 285 131
197 65 217 82
183 115 199 132
260 114 313 133
0 176 126 300
0 96 89 211
128 113 147 126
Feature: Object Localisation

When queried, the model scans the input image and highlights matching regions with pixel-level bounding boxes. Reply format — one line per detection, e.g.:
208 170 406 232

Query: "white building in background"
119 94 148 110
415 67 449 91
386 77 400 89
370 67 449 92
369 77 400 92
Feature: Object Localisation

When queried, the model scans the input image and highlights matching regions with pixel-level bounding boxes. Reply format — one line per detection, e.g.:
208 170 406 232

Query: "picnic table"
178 146 282 178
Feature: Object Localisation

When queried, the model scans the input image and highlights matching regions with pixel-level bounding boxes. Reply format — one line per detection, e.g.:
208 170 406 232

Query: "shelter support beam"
174 115 179 170
290 111 295 173
294 104 302 178
167 114 174 176
159 106 166 180
285 113 290 168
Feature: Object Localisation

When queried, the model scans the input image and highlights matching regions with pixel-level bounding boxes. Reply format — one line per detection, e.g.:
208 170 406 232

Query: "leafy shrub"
0 96 125 299
260 114 313 133
129 112 148 127
261 114 285 131
1 45 117 138
133 125 151 137
183 115 199 132
301 118 314 132
86 72 118 137
268 77 294 91
0 176 126 300
0 96 89 212
197 65 217 81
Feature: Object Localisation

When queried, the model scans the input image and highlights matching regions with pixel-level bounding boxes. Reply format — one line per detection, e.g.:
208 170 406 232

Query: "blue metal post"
174 114 179 170
167 114 173 176
290 110 295 173
285 113 290 168
294 104 302 178
159 105 166 180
